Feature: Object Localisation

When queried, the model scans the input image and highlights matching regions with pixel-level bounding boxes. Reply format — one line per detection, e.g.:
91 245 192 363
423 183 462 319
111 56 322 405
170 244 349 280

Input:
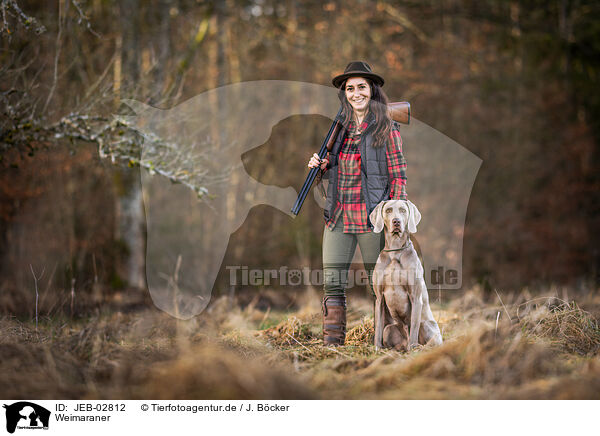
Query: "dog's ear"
406 199 421 233
369 201 386 233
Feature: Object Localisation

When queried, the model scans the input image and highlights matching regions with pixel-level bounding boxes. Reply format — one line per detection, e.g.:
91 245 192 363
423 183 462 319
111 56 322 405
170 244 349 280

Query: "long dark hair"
337 78 391 148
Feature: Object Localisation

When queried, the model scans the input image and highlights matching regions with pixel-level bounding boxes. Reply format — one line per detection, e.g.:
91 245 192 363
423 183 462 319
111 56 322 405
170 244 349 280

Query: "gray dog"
370 199 443 351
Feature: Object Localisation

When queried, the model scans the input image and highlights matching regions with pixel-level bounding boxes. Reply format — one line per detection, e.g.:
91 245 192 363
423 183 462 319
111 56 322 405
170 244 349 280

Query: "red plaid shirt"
325 119 407 233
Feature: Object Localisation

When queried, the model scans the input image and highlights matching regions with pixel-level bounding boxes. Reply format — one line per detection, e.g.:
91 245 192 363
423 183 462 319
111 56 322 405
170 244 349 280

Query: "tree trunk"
113 0 146 289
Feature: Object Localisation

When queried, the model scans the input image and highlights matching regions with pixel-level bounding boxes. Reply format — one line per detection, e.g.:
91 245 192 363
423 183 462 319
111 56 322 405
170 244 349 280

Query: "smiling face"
344 76 371 114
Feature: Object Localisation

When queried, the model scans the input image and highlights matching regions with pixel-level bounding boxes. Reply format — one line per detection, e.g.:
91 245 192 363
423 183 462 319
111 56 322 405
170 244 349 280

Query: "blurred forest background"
1 0 599 316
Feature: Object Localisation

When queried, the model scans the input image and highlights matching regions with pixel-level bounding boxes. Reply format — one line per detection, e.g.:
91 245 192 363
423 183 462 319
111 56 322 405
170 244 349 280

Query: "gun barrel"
291 109 343 216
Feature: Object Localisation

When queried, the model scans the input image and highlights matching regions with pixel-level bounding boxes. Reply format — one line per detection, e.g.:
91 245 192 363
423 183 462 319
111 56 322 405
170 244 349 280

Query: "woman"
307 61 407 346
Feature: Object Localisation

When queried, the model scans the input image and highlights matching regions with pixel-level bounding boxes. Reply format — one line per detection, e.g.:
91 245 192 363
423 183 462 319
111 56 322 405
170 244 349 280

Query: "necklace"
353 116 364 134
354 110 368 133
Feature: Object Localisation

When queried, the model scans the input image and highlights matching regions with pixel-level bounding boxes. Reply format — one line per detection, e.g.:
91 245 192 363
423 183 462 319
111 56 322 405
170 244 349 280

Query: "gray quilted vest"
323 113 391 229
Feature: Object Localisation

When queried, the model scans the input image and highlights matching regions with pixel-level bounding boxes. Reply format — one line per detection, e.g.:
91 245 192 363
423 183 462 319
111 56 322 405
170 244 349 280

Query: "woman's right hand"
308 153 329 170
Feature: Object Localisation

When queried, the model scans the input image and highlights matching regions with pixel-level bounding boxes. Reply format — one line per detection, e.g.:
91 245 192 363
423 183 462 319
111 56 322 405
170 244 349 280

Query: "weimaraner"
370 199 442 351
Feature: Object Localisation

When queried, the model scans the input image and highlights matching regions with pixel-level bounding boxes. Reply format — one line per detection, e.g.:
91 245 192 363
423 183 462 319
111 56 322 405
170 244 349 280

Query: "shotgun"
291 101 410 216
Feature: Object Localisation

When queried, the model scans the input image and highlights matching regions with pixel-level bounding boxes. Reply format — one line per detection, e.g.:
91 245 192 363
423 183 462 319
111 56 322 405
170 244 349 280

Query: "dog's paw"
407 342 419 351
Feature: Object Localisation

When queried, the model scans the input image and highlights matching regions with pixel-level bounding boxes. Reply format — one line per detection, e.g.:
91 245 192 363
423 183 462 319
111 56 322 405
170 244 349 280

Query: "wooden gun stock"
291 101 410 216
389 101 411 126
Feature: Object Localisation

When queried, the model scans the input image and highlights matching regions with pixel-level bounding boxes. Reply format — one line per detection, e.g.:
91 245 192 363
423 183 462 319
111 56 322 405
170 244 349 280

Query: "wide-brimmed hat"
332 61 385 89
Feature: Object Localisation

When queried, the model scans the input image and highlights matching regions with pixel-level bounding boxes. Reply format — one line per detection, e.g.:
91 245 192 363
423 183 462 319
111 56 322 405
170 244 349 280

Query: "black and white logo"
3 402 50 434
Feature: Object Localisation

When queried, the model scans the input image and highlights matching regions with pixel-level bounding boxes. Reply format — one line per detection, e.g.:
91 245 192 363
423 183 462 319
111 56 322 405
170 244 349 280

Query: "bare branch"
1 111 222 200
71 0 101 38
0 0 46 38
42 0 64 115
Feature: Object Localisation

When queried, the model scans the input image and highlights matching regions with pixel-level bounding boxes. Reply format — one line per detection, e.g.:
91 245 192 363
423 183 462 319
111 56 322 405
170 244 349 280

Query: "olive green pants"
322 217 384 298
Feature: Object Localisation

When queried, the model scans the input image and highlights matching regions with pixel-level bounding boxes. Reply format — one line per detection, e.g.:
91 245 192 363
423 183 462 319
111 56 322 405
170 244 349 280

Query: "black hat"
332 61 385 89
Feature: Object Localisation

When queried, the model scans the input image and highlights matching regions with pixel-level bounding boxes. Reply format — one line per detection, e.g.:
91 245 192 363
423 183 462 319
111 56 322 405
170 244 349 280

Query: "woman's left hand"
308 153 329 170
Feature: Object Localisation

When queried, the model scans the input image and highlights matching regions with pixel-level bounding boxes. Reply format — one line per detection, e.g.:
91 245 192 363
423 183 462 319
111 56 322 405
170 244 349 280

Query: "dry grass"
345 316 374 345
392 325 564 385
259 315 318 346
1 286 599 399
520 301 600 355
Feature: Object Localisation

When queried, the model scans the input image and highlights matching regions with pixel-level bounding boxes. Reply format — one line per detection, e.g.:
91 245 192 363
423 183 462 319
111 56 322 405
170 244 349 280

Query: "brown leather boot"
322 295 346 346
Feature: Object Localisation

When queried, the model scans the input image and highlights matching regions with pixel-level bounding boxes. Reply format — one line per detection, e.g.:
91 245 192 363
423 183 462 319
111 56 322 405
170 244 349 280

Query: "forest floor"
1 286 600 399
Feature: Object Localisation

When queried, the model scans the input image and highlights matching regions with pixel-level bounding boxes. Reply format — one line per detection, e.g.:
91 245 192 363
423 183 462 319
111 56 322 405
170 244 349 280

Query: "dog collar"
382 239 412 252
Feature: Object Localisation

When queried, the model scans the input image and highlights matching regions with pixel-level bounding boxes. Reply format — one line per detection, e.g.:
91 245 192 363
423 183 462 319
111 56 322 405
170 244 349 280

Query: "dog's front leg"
372 264 386 351
407 283 423 350
374 296 385 350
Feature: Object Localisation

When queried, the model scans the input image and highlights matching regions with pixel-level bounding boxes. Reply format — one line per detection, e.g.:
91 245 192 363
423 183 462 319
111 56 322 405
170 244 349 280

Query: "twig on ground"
495 311 500 340
327 346 351 358
70 277 75 317
494 289 512 322
29 264 45 330
516 296 569 319
39 262 57 312
286 332 312 354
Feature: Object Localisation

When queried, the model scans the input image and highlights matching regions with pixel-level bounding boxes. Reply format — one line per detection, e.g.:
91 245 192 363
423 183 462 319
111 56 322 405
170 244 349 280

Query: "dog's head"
369 199 421 235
